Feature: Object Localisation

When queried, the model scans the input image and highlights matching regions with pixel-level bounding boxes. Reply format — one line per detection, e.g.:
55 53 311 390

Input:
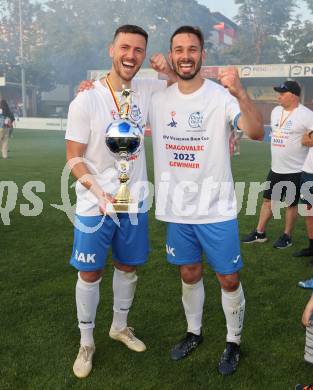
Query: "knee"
180 264 202 284
218 274 240 292
263 198 271 207
114 261 136 273
79 270 103 283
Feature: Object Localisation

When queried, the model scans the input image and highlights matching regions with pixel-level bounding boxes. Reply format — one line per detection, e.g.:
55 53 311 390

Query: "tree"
0 0 54 90
35 0 109 97
2 0 216 95
35 0 215 96
281 17 313 63
226 0 296 64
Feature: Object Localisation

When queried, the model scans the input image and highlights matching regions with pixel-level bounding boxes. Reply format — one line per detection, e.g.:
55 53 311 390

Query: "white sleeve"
148 79 167 94
135 78 167 95
134 79 167 125
148 93 156 130
65 93 91 144
305 110 313 132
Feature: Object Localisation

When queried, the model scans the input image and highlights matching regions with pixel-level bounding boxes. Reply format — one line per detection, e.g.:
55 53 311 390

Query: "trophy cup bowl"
105 119 143 213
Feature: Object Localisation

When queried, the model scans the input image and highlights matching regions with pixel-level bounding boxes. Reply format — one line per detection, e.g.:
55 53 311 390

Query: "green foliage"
0 0 54 89
37 0 214 93
217 0 296 64
0 0 215 94
282 17 313 63
2 0 313 93
218 33 283 65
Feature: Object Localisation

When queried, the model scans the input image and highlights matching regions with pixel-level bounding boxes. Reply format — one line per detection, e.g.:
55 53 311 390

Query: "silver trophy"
105 89 143 213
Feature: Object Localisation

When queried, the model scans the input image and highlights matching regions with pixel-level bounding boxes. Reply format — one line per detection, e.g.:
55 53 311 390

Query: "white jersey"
270 104 313 174
303 148 313 174
150 79 241 224
66 78 166 216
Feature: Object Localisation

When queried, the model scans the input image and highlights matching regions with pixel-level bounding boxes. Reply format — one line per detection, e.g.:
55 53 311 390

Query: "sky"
198 0 238 19
32 0 312 21
198 0 312 21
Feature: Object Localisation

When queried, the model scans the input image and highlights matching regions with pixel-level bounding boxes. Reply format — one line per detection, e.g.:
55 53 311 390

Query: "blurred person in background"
0 99 15 159
229 127 242 157
294 295 313 388
297 139 313 289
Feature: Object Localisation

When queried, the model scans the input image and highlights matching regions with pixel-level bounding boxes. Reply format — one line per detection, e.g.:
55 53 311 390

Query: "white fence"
15 117 67 131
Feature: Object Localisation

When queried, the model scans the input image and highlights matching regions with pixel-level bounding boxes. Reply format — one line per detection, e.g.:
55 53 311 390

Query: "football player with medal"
65 24 176 379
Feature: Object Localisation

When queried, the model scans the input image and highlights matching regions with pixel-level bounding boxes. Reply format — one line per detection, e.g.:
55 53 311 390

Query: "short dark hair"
170 26 204 50
113 24 148 44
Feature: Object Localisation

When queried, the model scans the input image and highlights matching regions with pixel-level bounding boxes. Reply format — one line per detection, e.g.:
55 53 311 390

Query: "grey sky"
198 0 313 21
32 0 313 22
198 0 238 19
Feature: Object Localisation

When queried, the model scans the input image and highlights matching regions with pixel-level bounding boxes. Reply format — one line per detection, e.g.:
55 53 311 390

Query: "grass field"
1 130 312 389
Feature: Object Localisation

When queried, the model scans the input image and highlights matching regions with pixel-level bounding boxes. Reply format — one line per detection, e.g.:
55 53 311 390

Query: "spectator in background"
0 99 15 159
242 81 313 249
297 139 313 289
229 127 243 157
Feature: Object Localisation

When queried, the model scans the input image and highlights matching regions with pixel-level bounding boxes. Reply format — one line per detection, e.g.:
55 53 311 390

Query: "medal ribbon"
279 109 294 129
105 74 130 116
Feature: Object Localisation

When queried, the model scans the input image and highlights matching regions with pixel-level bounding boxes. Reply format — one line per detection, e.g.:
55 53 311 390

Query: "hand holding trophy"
105 80 143 213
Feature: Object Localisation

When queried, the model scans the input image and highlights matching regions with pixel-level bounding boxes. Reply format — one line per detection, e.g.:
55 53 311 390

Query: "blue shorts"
70 213 149 271
166 219 243 275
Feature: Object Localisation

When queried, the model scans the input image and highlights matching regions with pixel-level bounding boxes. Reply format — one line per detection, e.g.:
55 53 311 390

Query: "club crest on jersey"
167 111 177 127
188 111 203 128
129 104 142 124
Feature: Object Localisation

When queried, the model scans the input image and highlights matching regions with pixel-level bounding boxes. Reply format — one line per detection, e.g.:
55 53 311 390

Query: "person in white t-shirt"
66 24 176 379
149 26 263 376
242 81 313 249
297 146 313 288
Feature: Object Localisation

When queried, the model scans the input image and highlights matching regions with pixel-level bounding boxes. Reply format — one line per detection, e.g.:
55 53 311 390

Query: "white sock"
112 268 137 331
76 272 101 347
221 283 245 345
182 278 205 336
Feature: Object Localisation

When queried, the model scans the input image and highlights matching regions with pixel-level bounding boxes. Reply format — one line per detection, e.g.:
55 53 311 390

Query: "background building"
201 63 313 123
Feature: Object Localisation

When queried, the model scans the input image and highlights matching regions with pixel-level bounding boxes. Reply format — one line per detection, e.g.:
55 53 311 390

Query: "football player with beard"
149 25 263 375
66 24 176 379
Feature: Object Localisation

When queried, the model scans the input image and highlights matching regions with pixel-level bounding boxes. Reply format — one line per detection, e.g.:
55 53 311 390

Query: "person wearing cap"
242 80 313 249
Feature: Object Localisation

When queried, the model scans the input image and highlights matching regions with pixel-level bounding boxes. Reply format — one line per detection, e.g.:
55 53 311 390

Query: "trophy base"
106 202 138 214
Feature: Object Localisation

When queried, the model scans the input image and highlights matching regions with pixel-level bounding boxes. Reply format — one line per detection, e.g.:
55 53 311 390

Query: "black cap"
273 80 301 96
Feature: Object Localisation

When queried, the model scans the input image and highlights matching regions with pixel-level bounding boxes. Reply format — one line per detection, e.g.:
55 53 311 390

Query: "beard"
172 58 202 80
112 57 141 83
